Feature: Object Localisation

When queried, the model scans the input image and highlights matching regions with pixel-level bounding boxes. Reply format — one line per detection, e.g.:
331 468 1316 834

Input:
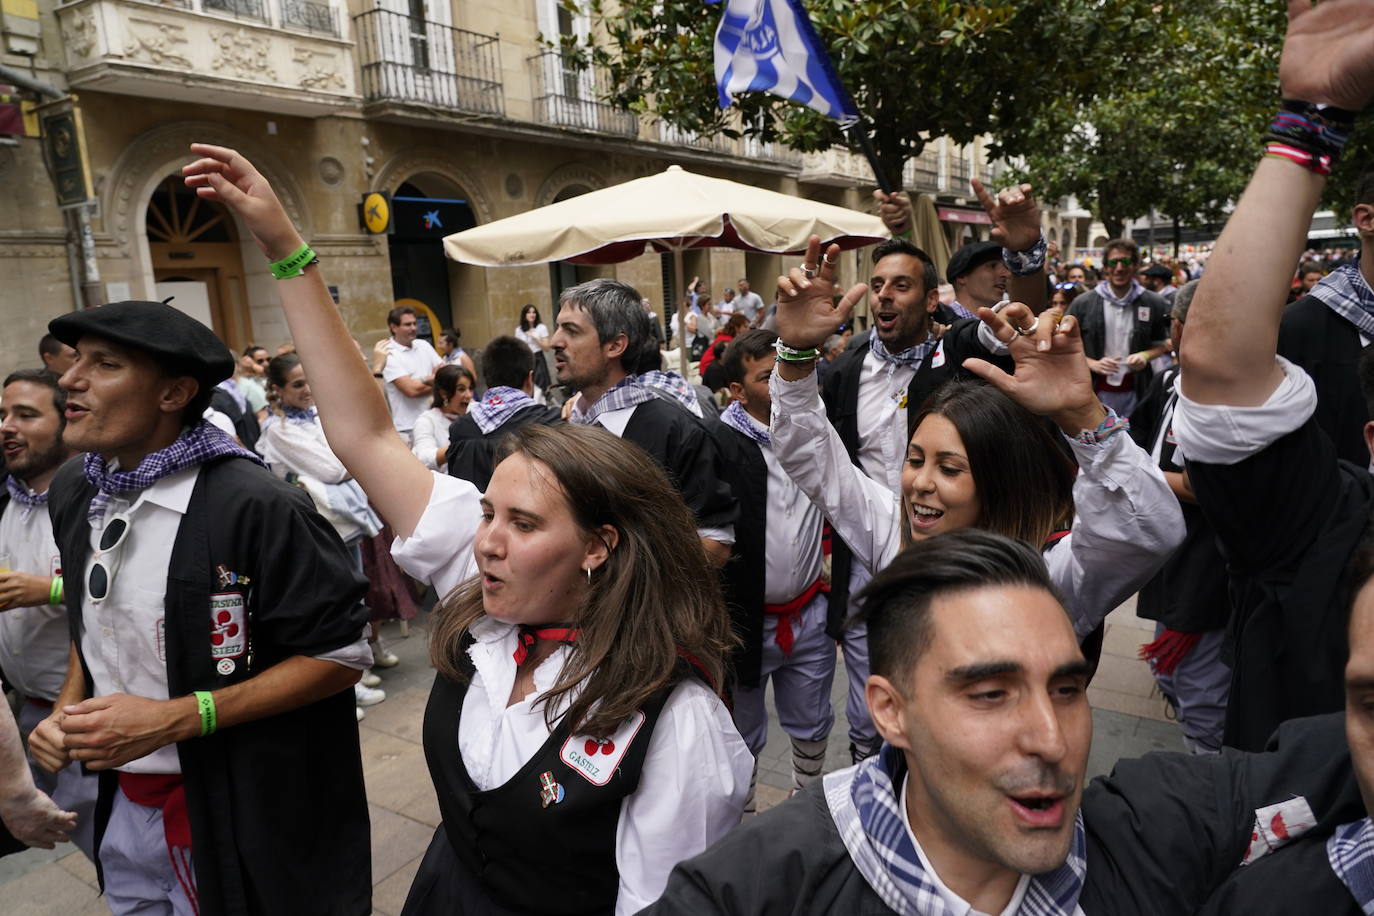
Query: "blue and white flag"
710 0 859 125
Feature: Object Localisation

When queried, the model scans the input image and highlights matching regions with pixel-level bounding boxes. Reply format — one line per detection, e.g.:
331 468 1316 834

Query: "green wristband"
268 242 318 280
49 575 63 606
773 339 820 363
194 690 217 737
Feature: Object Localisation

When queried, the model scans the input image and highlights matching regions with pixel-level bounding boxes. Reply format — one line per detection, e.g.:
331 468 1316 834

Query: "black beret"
1141 264 1173 280
946 240 1003 283
48 300 234 387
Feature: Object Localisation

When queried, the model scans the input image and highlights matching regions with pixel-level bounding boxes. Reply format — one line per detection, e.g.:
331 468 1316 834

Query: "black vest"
417 652 673 915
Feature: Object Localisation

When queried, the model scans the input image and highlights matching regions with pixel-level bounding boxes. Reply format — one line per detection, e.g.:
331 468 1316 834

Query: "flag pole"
847 120 895 194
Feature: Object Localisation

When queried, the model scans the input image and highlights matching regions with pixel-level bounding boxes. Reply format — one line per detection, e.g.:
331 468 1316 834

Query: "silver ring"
1015 317 1040 337
801 263 817 279
822 252 838 266
991 301 1012 314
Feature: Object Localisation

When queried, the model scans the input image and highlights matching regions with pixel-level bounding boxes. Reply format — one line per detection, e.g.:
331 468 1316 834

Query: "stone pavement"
0 600 1181 915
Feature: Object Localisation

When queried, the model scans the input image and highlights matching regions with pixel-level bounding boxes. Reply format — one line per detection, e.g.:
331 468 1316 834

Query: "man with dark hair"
822 181 1043 762
1140 263 1178 303
945 239 1009 320
1276 172 1374 465
0 368 96 859
645 529 1362 915
382 305 442 443
236 344 270 424
38 333 76 375
735 278 766 327
1065 238 1172 416
554 278 736 565
712 329 835 811
447 334 562 491
27 300 374 913
209 350 261 453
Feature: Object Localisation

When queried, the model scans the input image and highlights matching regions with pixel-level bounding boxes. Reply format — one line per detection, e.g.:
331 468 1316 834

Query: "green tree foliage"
1014 0 1286 240
565 0 1152 189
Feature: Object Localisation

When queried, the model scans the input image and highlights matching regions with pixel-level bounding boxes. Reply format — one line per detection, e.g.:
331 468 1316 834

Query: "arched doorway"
387 174 477 345
146 175 251 351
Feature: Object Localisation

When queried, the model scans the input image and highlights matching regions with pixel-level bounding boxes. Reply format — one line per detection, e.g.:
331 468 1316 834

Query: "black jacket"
48 455 372 915
1066 288 1171 391
644 714 1361 916
1278 293 1370 467
710 423 775 689
447 403 564 491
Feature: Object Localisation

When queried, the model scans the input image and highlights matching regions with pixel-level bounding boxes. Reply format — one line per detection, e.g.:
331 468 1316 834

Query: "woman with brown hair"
183 142 751 916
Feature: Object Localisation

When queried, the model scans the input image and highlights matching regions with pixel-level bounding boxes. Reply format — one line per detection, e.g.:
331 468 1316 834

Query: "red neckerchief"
513 624 581 665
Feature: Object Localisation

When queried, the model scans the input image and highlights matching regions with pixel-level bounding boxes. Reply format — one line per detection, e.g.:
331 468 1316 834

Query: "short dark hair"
1298 260 1325 278
387 306 417 327
38 334 67 360
432 364 475 409
266 353 300 389
857 530 1064 692
1102 238 1139 262
439 328 461 351
481 335 536 390
1357 171 1374 207
242 344 267 358
720 329 778 387
871 238 940 295
3 368 67 419
558 279 650 371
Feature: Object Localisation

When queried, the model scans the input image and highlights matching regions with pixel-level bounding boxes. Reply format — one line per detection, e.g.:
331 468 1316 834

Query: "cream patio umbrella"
442 164 890 376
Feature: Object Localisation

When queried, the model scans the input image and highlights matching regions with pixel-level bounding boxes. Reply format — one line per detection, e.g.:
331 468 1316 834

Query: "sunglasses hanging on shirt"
87 513 132 603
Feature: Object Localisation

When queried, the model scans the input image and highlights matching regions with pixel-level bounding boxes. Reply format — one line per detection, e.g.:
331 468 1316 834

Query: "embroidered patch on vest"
1241 796 1316 865
1137 305 1151 323
209 593 247 659
929 340 946 368
559 710 646 786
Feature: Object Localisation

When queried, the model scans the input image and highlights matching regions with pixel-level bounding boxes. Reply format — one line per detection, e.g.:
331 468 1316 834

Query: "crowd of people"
3 3 1374 914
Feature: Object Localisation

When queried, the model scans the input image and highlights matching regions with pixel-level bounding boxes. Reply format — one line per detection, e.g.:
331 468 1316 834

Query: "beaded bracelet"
1261 100 1354 174
1073 407 1130 446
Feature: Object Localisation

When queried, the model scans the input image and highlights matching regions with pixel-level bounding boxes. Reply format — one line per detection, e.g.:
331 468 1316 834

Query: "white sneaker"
360 668 381 688
356 706 366 722
369 637 400 669
354 683 386 706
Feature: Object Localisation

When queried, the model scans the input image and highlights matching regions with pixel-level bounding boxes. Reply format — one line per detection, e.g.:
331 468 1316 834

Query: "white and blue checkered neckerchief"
283 405 318 426
721 400 769 447
946 300 977 320
5 475 46 522
1328 818 1374 913
1309 259 1374 341
870 333 936 372
569 376 657 427
468 386 536 435
825 744 1087 916
639 370 703 417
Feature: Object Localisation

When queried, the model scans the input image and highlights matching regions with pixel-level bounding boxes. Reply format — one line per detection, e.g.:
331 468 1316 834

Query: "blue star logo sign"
423 209 443 230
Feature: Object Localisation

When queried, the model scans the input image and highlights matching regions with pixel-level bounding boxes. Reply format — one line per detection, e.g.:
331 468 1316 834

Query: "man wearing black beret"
943 239 1008 323
28 300 373 915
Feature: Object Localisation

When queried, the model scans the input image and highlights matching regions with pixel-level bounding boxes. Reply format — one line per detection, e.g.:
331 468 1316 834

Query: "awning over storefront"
936 206 992 225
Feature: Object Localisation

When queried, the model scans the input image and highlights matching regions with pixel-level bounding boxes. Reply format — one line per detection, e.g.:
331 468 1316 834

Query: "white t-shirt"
0 491 67 701
515 323 549 353
382 338 443 435
735 290 765 322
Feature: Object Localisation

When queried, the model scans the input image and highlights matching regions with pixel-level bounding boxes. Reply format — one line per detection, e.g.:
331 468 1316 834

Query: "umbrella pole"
674 246 688 379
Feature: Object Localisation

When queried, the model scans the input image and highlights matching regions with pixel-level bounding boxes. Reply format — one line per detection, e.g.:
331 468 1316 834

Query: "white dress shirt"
391 473 751 915
410 406 457 471
80 465 370 774
769 368 1184 637
383 338 443 435
738 409 824 603
1172 357 1315 465
855 349 918 493
0 492 68 701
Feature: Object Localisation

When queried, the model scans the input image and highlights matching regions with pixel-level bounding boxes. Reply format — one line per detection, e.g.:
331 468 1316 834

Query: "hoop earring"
584 566 592 585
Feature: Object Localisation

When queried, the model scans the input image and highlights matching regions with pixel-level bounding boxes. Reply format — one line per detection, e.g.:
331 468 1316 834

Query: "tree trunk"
1171 216 1182 259
1103 216 1125 241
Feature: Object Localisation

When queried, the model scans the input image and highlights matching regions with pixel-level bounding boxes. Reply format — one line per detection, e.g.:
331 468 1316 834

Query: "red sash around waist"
763 577 829 656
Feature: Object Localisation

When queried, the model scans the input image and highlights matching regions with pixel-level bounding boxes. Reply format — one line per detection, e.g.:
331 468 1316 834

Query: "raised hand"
872 189 913 237
963 304 1107 435
182 143 304 261
1281 0 1374 110
972 178 1042 252
774 235 869 350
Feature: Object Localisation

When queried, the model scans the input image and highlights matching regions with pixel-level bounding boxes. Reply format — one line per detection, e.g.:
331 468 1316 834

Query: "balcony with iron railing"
56 0 355 114
740 135 803 168
908 147 940 192
657 121 737 155
526 49 637 138
353 7 503 117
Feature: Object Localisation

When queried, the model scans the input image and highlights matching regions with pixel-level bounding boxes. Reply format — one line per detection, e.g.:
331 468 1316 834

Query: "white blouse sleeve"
410 409 442 471
768 367 903 576
259 422 351 484
613 679 751 915
390 472 481 596
1047 431 1185 638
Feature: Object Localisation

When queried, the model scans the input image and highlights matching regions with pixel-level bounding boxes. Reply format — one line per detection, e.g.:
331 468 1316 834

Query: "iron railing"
353 7 504 116
527 50 637 137
908 148 940 192
203 0 267 23
281 0 338 36
658 121 735 154
741 135 803 167
946 148 970 193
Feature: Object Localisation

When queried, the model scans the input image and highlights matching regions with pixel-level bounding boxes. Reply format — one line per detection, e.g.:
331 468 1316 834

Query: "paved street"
0 599 1180 915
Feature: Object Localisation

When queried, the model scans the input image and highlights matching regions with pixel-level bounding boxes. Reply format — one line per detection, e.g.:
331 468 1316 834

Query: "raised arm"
971 178 1047 314
183 144 434 537
1180 0 1374 408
